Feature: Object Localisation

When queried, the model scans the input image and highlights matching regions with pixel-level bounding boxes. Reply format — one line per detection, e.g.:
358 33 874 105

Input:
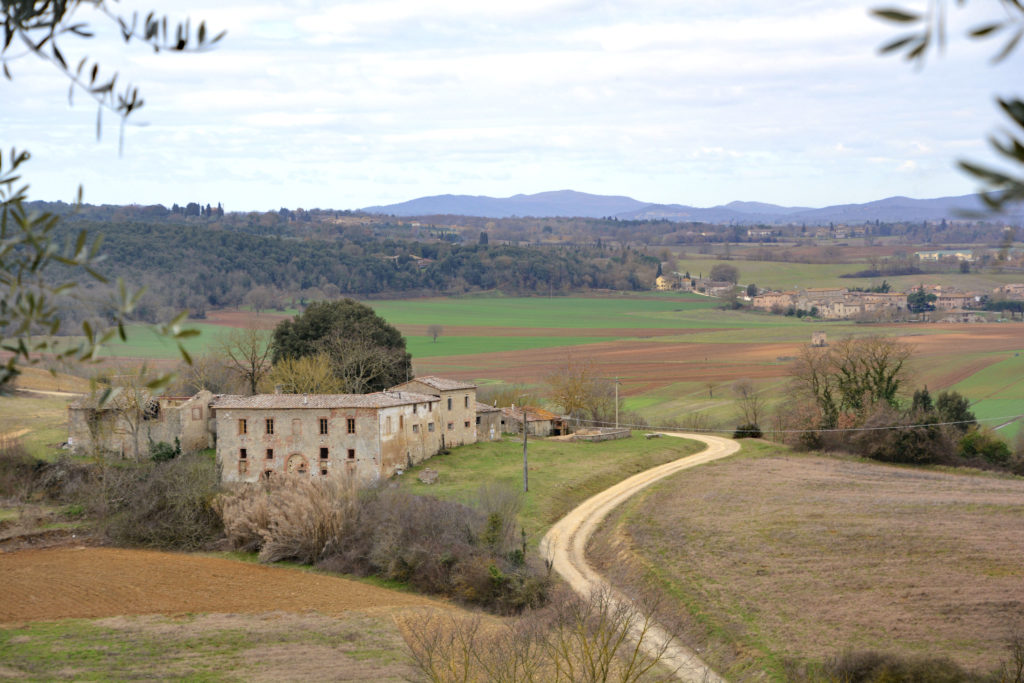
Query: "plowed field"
0 547 433 623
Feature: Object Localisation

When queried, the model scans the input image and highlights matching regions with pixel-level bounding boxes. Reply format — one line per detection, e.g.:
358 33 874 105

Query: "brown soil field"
0 547 434 623
592 452 1024 677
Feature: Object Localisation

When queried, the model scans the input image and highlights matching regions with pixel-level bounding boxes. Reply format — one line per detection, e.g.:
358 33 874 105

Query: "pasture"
590 441 1024 679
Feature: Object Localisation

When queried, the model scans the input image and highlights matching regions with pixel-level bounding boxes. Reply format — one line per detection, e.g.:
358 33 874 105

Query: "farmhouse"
68 390 215 459
501 405 566 437
390 375 477 448
212 391 442 484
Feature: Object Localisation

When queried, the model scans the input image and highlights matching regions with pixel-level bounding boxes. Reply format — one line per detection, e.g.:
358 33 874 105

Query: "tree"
746 283 758 297
791 335 913 429
873 2 1024 212
216 327 273 395
271 299 411 393
732 378 765 427
427 324 443 343
264 352 344 394
546 359 618 427
1 1 220 393
907 286 937 313
709 263 739 284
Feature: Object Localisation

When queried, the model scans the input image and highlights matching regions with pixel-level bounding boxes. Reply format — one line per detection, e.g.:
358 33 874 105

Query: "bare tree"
791 335 913 430
426 324 444 343
216 327 273 395
320 335 409 394
547 359 618 427
265 352 344 394
732 379 765 427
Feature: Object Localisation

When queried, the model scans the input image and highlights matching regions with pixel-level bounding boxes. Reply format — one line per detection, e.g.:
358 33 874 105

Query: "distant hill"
363 190 1022 224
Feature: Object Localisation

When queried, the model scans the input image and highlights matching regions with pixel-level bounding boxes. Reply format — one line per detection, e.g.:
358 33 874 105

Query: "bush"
102 453 223 550
219 480 550 613
0 437 44 500
215 476 357 563
149 438 181 462
824 650 985 682
959 427 1012 465
732 423 763 439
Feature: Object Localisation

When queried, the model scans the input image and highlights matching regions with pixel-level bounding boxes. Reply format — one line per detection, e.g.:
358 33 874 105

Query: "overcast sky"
4 0 1019 211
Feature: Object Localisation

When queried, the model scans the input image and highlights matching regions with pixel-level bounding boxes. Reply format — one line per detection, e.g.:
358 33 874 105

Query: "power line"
569 412 1024 436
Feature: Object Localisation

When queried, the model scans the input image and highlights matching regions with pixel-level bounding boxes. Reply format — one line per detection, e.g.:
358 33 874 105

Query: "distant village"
656 268 1024 322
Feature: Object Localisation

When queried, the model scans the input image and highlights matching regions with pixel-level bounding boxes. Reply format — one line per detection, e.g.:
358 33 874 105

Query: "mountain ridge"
362 189 1020 224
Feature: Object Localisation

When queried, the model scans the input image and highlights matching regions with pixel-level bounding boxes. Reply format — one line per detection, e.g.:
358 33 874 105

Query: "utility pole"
614 377 620 429
522 407 529 493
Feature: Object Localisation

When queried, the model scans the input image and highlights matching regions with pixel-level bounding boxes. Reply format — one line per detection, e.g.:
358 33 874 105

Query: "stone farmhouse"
212 390 443 484
475 402 503 441
390 375 477 448
68 390 215 459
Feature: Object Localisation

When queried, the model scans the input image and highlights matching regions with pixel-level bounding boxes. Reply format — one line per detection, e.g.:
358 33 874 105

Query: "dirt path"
540 432 741 683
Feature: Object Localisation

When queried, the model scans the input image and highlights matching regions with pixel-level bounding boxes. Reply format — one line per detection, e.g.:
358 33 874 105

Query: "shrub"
149 438 181 462
959 427 1012 465
0 437 43 500
823 650 984 682
102 453 223 550
215 476 357 563
732 423 763 439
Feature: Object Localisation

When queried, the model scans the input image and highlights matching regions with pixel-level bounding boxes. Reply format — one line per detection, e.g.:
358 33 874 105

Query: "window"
320 447 329 460
238 419 247 435
428 422 435 432
347 418 356 434
464 396 469 408
465 420 470 428
239 448 247 460
399 415 404 430
238 460 248 474
413 403 417 414
412 424 419 434
266 448 274 460
320 468 328 476
386 416 392 434
263 470 273 480
319 418 328 435
447 397 452 410
347 449 355 460
291 418 301 435
265 418 274 435
192 406 203 421
476 416 481 425
447 422 454 431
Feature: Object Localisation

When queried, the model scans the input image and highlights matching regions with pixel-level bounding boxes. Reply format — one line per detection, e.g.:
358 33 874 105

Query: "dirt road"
540 432 740 683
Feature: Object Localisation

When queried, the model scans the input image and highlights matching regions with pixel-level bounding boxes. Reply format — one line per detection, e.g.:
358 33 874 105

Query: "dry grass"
590 443 1024 679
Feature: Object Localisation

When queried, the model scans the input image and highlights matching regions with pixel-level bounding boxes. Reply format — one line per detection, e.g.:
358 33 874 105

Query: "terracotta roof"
212 391 439 410
501 406 560 422
475 401 501 413
392 375 477 391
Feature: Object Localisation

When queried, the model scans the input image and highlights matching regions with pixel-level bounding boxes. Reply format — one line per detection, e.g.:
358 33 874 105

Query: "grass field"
591 441 1024 679
398 433 702 545
0 394 75 460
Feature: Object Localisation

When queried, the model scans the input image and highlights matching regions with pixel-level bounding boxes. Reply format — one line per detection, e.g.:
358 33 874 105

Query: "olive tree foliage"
873 1 1024 211
0 1 222 394
791 335 913 429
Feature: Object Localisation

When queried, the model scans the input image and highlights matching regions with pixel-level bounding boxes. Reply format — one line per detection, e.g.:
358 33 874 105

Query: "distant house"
68 390 215 459
390 375 477 448
935 293 975 310
500 406 566 437
475 402 503 441
211 391 442 484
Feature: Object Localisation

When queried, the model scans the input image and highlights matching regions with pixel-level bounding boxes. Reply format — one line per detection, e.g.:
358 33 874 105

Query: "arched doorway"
286 454 310 475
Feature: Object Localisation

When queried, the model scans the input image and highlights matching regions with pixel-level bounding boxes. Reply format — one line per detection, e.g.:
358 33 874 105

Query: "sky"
3 1 1020 212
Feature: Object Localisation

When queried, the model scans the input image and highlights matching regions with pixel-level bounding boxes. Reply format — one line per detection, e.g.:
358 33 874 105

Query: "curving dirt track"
0 547 434 623
540 433 741 683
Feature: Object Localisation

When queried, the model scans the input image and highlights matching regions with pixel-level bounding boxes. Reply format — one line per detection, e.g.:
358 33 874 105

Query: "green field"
399 433 702 545
370 293 717 329
405 334 616 358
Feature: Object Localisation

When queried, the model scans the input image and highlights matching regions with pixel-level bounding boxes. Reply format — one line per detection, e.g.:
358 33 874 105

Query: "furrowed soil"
590 450 1024 679
0 547 434 622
